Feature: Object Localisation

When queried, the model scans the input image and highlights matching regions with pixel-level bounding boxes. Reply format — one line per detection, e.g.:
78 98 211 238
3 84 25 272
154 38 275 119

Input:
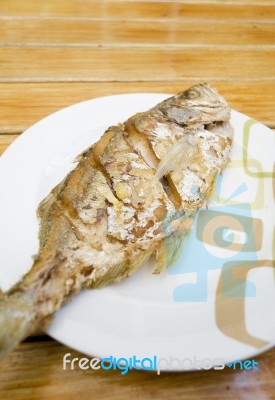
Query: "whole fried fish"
0 84 233 360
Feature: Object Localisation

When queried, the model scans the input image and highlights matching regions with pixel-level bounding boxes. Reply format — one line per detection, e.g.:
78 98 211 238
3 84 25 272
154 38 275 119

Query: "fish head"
158 83 231 127
154 84 234 180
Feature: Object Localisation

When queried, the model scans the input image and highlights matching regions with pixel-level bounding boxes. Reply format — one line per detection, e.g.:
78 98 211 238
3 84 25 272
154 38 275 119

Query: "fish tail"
0 255 72 360
0 291 35 361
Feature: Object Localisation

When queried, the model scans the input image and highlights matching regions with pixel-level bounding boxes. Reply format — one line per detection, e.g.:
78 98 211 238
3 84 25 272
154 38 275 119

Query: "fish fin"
155 136 198 181
154 213 195 274
155 240 167 274
154 231 189 274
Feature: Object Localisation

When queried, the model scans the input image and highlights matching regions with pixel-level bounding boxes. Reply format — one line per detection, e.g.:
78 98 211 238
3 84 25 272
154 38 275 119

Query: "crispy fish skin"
0 84 233 359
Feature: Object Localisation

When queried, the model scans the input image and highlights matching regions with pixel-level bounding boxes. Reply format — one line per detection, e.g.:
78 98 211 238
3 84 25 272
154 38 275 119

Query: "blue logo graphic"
226 359 259 370
164 177 263 302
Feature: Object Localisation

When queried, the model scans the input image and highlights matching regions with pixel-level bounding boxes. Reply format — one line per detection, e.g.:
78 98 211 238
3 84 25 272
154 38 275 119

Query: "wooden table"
0 0 275 398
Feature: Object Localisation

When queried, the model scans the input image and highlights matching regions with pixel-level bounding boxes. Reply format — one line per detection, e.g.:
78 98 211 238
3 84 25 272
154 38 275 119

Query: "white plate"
0 93 274 372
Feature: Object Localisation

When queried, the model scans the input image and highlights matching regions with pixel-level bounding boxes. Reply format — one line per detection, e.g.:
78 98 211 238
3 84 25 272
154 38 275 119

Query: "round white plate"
0 93 274 372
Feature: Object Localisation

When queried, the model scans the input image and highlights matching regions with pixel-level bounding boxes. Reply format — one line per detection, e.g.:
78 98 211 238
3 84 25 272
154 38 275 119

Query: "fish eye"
185 88 200 100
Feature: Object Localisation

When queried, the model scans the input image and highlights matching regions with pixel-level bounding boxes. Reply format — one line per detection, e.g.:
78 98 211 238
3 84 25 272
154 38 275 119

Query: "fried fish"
0 84 233 360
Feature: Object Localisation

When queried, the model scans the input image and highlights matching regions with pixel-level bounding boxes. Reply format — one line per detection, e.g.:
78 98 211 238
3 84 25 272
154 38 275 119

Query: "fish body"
0 84 233 359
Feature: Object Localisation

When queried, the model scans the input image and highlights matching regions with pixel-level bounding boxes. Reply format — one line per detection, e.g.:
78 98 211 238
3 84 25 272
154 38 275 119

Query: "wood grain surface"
0 340 275 400
1 0 275 21
0 81 274 134
1 47 274 81
1 19 275 46
0 0 274 399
